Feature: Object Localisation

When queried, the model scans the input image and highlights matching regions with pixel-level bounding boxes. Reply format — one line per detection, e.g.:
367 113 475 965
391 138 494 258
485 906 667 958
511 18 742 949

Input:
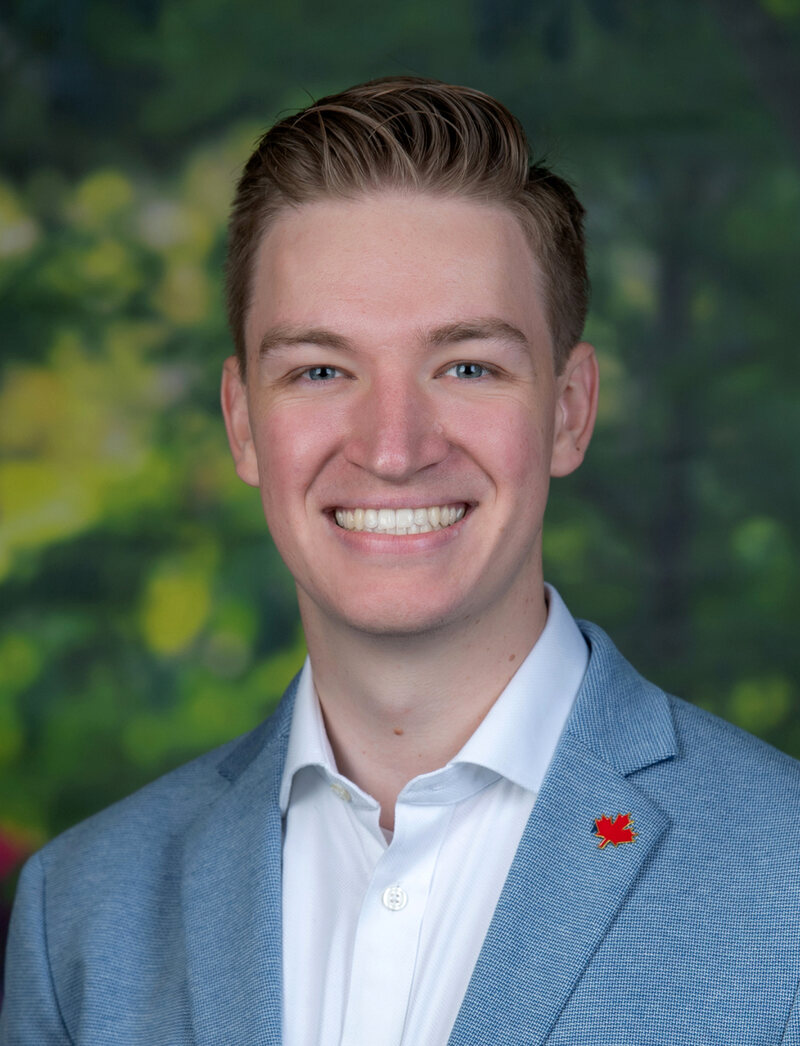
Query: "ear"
220 356 260 487
550 341 599 478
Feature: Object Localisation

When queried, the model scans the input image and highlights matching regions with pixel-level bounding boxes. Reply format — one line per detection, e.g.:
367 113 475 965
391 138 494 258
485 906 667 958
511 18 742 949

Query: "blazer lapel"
449 623 676 1046
180 682 296 1046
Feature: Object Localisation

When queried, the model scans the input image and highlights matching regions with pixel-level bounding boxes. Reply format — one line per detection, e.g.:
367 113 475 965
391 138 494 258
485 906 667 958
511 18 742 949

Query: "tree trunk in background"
640 170 700 671
707 0 800 162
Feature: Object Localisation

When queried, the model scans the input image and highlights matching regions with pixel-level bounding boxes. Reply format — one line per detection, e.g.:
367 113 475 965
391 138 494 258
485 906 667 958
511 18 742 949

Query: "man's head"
221 78 598 644
225 76 588 379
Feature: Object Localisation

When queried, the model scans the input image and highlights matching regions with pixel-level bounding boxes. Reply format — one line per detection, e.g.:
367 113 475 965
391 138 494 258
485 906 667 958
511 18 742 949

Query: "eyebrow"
427 318 529 350
258 325 351 358
257 317 529 359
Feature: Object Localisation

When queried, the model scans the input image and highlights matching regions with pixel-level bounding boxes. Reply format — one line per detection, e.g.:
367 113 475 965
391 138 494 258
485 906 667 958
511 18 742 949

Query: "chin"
348 615 450 638
312 590 469 639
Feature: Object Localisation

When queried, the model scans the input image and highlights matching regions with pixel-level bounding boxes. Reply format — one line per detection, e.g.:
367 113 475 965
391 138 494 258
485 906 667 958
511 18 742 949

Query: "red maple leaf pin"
594 812 637 849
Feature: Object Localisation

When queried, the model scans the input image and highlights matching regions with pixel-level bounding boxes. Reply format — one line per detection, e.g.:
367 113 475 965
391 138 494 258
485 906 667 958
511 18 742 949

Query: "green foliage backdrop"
1 0 799 867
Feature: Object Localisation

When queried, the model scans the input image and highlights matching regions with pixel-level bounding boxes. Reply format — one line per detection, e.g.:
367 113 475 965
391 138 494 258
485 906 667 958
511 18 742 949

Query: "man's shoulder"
668 688 800 779
4 692 296 1042
35 683 295 886
575 618 800 815
661 690 800 830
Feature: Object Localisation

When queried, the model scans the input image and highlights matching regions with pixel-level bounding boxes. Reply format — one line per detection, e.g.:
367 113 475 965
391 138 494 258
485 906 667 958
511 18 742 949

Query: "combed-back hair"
226 76 588 377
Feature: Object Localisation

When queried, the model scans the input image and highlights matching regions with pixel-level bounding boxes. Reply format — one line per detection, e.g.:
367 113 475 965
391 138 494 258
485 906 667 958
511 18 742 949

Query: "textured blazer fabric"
2 622 800 1045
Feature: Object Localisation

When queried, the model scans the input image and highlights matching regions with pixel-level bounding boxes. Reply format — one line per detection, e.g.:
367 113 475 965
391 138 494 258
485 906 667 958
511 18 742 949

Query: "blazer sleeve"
0 852 73 1045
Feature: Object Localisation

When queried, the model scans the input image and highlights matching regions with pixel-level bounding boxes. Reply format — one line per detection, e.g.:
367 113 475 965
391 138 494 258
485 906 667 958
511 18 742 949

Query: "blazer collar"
449 621 676 1046
564 620 676 773
180 677 298 1046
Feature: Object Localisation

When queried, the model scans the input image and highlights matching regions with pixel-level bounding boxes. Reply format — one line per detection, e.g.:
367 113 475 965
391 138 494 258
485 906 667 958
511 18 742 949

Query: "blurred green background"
1 0 799 883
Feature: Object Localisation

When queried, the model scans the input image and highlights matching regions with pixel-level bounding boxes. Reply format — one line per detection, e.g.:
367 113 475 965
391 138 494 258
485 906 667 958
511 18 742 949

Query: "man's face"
222 192 595 639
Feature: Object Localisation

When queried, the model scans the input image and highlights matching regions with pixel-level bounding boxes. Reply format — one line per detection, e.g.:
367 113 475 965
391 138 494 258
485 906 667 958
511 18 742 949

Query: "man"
2 77 800 1045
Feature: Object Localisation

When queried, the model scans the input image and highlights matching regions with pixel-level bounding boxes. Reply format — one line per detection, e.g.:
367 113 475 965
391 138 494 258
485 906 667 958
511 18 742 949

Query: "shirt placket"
338 799 455 1046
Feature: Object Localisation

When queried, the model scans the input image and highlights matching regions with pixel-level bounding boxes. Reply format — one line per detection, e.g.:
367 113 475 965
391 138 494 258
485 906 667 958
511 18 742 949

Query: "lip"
327 499 474 512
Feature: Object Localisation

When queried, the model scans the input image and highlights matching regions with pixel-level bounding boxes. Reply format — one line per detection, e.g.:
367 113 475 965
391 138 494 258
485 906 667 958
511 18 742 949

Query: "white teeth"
334 504 467 534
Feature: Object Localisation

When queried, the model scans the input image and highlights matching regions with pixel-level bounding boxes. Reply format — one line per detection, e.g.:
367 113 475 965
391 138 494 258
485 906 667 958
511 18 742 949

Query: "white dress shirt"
280 584 588 1046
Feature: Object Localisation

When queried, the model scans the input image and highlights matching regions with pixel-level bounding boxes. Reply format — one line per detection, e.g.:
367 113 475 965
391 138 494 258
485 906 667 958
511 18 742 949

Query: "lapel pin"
593 812 637 849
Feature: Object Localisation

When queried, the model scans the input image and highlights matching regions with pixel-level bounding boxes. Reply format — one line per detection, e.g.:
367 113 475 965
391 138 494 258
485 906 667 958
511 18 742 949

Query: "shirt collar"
279 583 588 812
279 653 338 812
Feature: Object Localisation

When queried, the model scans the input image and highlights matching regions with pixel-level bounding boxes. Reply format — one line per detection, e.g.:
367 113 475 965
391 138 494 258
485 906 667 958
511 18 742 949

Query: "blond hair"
226 76 588 377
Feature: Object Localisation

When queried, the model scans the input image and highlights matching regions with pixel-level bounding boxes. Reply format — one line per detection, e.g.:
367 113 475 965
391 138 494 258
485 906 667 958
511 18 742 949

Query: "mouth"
333 503 467 535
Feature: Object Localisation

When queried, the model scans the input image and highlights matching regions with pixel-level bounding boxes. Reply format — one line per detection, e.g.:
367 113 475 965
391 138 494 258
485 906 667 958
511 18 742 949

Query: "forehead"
244 192 550 357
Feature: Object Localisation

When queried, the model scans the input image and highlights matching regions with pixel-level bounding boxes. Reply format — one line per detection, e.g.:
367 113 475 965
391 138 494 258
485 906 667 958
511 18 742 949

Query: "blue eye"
449 362 488 379
305 366 340 381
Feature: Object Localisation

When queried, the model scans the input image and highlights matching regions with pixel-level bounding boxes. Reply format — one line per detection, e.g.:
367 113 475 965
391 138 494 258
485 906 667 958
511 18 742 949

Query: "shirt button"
382 885 408 911
330 781 351 802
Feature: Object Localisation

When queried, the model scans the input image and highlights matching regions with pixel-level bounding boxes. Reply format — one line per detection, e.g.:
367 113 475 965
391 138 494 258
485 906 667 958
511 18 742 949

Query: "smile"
334 504 467 534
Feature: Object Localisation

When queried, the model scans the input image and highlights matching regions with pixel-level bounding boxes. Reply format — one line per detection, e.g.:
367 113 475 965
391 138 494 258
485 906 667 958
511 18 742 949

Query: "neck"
298 582 548 831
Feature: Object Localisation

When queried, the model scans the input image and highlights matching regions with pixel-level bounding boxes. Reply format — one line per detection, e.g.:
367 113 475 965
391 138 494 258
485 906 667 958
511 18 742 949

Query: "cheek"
252 402 341 513
249 412 301 525
457 402 552 489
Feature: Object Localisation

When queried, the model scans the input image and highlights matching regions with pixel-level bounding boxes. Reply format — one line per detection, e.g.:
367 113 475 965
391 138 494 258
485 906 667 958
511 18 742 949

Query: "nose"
344 374 449 482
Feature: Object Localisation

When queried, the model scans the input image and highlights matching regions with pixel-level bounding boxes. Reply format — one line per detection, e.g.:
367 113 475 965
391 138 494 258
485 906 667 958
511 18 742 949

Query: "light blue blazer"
3 622 800 1044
